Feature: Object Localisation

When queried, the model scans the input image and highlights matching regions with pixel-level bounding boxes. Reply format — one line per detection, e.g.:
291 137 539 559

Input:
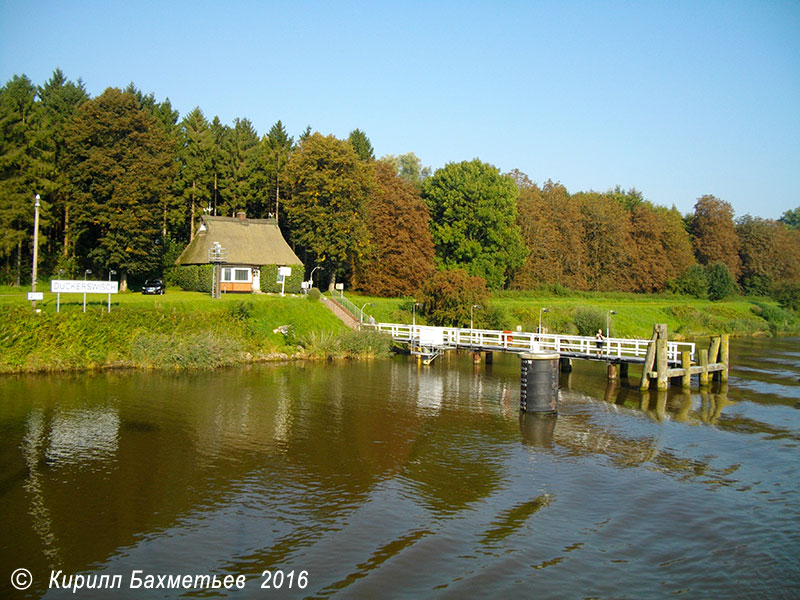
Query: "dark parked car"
142 279 166 295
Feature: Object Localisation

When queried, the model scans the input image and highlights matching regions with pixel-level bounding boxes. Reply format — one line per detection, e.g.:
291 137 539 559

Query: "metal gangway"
367 323 695 366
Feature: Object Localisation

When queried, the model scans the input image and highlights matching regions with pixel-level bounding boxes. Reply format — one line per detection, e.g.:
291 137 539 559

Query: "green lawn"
345 290 798 339
0 287 349 373
1 286 796 374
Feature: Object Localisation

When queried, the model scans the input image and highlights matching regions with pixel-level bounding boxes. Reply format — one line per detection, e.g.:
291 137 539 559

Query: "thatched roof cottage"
176 212 303 293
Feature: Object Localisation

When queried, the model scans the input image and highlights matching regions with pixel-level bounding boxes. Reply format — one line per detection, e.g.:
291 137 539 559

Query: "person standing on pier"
595 329 605 355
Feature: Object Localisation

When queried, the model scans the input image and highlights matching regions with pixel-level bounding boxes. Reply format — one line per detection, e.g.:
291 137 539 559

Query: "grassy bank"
0 289 392 373
347 290 800 339
2 286 797 374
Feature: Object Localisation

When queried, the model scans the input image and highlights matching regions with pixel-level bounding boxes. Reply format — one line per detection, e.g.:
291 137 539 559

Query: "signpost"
50 280 119 313
277 266 292 296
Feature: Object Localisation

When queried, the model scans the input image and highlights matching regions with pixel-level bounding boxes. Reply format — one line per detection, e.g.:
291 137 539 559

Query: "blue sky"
2 0 798 218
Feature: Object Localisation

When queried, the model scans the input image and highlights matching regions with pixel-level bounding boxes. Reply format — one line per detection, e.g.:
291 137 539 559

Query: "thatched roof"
176 215 303 266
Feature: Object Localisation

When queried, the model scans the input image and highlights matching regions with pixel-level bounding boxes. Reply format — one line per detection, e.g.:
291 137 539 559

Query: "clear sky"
2 0 798 219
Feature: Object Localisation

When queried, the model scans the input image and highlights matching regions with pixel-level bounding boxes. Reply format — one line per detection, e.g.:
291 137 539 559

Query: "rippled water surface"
1 338 798 598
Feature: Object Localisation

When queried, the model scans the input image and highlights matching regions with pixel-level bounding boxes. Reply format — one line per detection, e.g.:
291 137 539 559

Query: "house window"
221 267 252 283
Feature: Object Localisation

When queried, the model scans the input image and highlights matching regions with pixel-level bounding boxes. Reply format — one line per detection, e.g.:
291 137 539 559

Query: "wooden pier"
368 322 729 390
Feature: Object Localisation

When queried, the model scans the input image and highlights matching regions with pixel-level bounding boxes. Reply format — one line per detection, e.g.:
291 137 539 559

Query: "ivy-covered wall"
260 264 305 294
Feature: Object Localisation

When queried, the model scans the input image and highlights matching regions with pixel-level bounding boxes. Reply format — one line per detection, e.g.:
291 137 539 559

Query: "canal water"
1 338 798 599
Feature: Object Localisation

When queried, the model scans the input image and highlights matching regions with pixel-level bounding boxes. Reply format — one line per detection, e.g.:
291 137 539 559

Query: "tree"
63 87 177 288
656 205 696 286
348 128 374 162
736 215 783 295
779 207 800 230
689 195 740 279
379 152 431 188
36 69 89 268
0 74 41 285
263 120 294 220
511 177 586 290
282 133 374 286
177 107 213 240
207 116 230 216
124 83 182 238
574 191 633 291
418 268 489 327
217 118 264 218
422 159 526 289
353 161 435 296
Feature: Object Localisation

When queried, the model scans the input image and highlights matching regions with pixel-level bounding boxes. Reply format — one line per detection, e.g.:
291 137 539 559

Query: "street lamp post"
470 304 482 330
606 310 617 341
108 270 117 313
539 307 550 336
309 265 320 290
31 194 41 310
411 302 422 351
412 302 421 327
83 269 91 313
360 302 374 324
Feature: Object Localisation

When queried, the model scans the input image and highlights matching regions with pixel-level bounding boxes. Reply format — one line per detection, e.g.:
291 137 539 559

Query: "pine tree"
37 69 89 269
348 129 375 161
263 120 294 220
178 107 213 240
0 74 41 285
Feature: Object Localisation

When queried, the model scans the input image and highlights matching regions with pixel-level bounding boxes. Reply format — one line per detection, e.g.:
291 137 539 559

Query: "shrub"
573 308 605 336
773 282 800 312
752 302 800 335
706 262 737 301
307 287 322 302
226 299 254 321
670 264 708 298
418 268 489 327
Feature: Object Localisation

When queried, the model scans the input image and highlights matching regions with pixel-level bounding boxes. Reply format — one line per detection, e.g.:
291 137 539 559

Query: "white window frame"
221 267 252 283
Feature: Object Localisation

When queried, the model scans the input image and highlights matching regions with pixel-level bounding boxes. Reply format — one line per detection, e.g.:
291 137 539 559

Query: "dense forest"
2 70 799 306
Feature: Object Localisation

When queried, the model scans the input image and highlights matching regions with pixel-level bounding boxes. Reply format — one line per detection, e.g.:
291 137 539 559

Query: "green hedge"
260 264 305 294
167 264 304 294
166 265 214 293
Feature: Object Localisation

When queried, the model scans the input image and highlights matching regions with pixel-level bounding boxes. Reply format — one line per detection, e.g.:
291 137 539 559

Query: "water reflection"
1 346 798 599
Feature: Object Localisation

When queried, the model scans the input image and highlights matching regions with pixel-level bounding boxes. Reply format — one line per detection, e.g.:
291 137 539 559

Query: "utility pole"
31 194 41 311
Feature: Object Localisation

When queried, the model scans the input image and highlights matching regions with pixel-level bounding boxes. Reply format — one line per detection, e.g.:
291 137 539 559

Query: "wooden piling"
681 351 692 388
485 351 493 364
639 334 658 391
720 334 729 382
710 336 722 382
709 336 721 363
620 362 629 378
607 363 618 381
699 349 709 388
656 337 669 390
559 357 573 372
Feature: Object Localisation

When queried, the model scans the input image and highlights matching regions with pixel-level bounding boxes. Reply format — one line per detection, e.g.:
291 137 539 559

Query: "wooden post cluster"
639 325 729 391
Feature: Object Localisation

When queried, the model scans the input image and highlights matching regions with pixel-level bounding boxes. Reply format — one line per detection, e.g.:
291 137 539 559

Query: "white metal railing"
366 323 695 364
324 292 367 321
